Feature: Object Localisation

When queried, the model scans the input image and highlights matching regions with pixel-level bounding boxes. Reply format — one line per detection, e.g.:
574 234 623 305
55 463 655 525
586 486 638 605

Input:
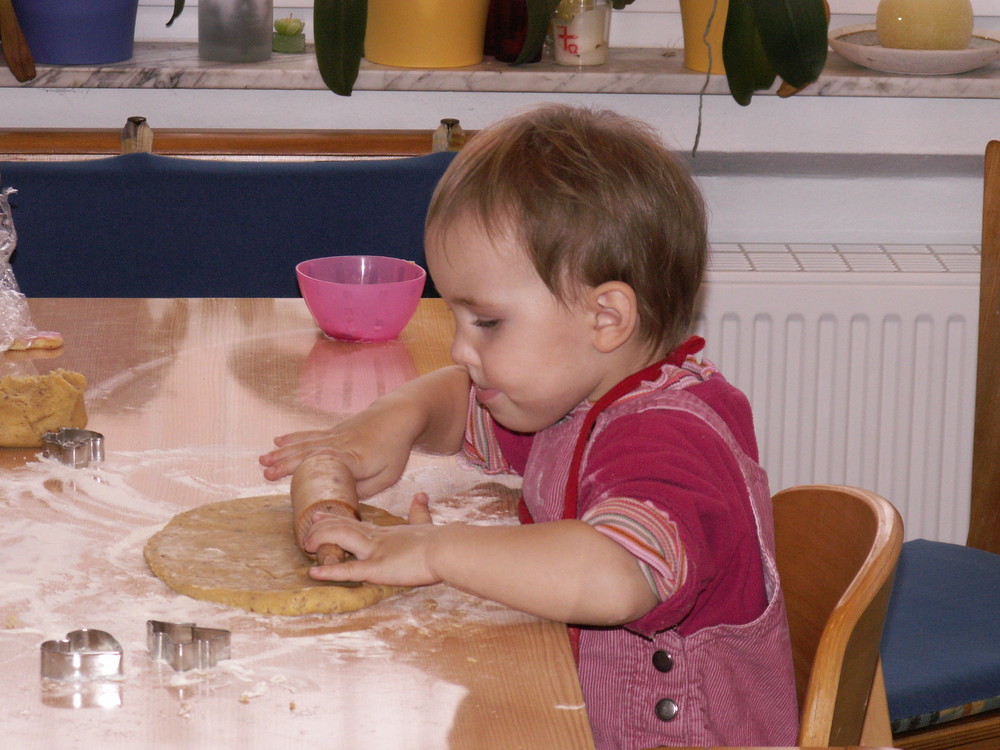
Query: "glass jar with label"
551 0 611 66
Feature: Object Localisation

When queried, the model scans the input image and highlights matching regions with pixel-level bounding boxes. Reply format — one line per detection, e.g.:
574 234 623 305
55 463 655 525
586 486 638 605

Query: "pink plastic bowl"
296 255 426 342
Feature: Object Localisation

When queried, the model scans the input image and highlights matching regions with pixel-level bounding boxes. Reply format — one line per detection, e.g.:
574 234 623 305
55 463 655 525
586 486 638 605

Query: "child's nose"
450 331 477 369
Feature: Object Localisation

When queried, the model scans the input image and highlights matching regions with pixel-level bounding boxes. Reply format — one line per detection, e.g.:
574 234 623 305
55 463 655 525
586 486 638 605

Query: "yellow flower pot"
365 0 492 68
679 0 728 74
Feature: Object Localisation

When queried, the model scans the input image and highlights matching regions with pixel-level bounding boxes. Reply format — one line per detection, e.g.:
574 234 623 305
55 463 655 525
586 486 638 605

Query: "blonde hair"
426 104 707 353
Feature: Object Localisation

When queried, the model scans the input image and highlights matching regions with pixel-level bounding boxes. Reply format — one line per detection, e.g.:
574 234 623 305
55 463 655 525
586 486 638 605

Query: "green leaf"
723 0 776 106
166 0 184 27
747 0 828 89
516 0 561 65
314 0 367 96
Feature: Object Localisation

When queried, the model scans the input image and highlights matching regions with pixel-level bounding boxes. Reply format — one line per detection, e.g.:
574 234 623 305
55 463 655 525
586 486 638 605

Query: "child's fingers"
271 428 329 447
303 517 373 559
308 557 366 582
260 431 321 466
307 519 441 588
259 443 309 478
261 442 352 481
407 492 433 525
260 451 312 481
314 542 349 567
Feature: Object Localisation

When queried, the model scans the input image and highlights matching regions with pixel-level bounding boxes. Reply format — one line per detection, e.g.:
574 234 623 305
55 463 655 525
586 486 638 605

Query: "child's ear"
589 281 638 353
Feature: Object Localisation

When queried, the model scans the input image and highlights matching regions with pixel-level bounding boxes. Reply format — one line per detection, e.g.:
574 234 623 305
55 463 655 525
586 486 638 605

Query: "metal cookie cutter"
42 428 105 468
147 620 231 672
40 629 124 682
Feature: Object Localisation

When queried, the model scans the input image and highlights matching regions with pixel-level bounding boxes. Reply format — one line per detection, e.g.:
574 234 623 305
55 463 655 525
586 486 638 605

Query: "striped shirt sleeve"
581 497 688 602
461 388 512 474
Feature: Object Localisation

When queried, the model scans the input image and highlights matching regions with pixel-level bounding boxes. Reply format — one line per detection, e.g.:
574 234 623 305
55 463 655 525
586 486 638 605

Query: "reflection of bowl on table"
296 256 426 342
297 338 419 414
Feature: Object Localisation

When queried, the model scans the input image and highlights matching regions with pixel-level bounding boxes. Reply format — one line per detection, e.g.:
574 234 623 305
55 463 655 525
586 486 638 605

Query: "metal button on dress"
652 650 673 673
655 697 679 721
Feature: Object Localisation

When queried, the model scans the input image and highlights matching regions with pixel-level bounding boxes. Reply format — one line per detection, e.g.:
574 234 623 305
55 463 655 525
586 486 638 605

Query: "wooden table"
0 298 594 749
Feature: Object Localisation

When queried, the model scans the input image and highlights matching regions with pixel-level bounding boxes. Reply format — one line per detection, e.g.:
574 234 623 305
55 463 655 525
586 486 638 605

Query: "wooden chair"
878 140 1000 750
772 484 903 747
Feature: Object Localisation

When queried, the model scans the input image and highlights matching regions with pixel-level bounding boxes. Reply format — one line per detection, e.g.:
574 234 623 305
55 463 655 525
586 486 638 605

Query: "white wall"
132 0 1000 44
3 0 996 245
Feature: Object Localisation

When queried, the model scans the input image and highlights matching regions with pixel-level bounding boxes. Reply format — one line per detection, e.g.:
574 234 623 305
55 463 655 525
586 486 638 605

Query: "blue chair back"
1 150 456 297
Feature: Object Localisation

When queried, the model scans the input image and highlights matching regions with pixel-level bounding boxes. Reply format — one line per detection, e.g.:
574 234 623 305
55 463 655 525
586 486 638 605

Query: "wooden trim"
0 127 439 158
147 129 436 156
968 139 1000 554
895 709 1000 750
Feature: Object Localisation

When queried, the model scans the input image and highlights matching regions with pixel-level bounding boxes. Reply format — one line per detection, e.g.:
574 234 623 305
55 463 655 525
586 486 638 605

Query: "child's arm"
304 495 659 626
260 365 471 497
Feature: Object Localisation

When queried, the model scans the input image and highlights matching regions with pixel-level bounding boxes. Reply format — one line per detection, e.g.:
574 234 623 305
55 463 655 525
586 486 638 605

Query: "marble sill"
4 42 1000 98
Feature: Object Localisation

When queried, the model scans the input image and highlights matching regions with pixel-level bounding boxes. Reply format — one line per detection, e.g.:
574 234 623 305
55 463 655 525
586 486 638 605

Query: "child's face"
427 215 611 434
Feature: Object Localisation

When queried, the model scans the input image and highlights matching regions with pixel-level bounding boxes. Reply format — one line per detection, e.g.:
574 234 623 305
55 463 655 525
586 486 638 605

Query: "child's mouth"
474 385 501 405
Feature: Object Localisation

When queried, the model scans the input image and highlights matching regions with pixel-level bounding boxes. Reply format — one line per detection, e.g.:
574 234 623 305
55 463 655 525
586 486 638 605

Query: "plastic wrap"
1 184 42 353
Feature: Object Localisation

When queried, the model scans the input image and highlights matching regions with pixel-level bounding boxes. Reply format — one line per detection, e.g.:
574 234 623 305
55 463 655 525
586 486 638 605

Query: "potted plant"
310 0 553 95
715 0 829 105
312 0 495 95
5 0 140 67
314 0 828 106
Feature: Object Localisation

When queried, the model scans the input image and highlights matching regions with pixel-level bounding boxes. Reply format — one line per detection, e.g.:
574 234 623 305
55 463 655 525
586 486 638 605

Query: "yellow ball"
876 0 973 50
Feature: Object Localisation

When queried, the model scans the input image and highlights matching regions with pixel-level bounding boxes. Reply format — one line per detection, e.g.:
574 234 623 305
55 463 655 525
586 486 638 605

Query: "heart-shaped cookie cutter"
147 620 231 672
40 629 124 682
42 428 105 468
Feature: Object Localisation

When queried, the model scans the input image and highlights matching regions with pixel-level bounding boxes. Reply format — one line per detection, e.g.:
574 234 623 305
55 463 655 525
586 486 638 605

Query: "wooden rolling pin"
290 453 362 568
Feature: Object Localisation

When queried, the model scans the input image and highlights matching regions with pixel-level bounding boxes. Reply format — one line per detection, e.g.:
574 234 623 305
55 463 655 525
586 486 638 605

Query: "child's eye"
473 318 499 329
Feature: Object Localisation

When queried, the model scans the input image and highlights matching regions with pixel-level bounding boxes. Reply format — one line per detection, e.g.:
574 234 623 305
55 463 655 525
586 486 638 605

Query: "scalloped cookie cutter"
40 629 124 682
42 428 105 468
147 620 231 672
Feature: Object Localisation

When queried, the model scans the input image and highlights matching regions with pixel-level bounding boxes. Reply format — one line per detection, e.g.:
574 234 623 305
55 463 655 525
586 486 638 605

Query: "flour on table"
0 445 533 744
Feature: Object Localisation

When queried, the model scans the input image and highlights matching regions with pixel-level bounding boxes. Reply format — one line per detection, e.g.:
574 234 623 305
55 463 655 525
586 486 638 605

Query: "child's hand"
260 366 470 495
303 493 442 587
260 404 415 498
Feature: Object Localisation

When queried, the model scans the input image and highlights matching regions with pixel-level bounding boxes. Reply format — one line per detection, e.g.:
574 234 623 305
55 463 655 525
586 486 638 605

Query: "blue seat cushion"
881 538 1000 732
1 150 456 298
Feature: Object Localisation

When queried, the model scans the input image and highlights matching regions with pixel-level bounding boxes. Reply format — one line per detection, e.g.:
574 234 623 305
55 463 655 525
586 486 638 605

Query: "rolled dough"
144 495 408 616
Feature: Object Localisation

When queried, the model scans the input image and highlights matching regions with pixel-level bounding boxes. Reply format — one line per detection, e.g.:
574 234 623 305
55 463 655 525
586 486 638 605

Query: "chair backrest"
0 117 462 298
969 139 1000 554
772 483 903 747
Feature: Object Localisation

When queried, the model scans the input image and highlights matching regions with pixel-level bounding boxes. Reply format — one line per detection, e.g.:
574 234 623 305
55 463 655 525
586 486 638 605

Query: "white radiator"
693 243 980 545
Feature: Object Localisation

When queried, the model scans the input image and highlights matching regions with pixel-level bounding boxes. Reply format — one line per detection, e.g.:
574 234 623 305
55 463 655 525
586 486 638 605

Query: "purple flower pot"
11 0 140 65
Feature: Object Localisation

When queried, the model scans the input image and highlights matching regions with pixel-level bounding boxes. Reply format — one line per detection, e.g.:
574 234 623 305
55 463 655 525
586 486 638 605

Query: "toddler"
261 104 798 749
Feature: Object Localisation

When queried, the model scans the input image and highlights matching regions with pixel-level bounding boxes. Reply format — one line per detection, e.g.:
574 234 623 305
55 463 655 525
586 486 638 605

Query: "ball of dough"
0 368 87 448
